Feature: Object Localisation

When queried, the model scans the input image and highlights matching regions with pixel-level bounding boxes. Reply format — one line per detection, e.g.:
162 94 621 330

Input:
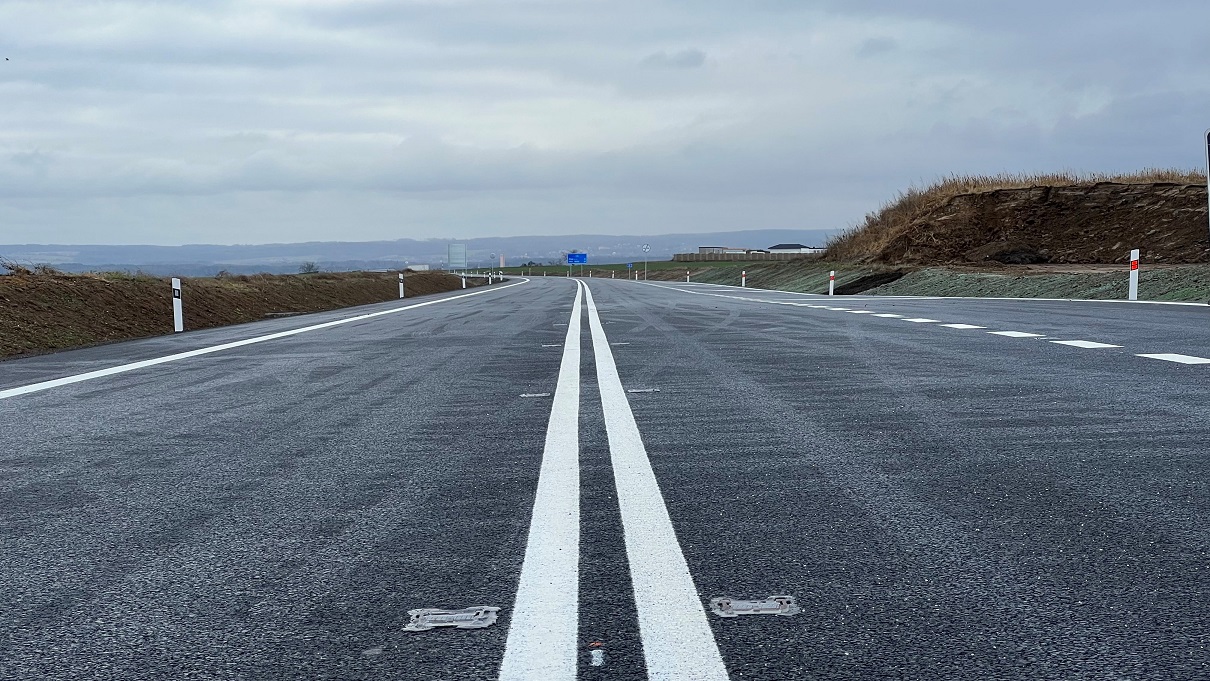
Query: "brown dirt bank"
0 271 482 359
827 174 1210 265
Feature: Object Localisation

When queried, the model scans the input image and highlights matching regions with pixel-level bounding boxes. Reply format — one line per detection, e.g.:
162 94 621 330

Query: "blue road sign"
567 253 588 265
627 263 633 269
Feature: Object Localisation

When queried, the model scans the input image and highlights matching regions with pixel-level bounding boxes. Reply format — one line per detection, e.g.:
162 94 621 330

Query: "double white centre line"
500 281 728 680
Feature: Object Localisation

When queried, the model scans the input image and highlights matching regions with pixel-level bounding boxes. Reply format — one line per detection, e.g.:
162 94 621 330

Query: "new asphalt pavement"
1 276 1207 680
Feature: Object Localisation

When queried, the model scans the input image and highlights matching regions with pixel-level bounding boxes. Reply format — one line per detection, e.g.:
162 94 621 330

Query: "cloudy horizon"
2 0 1208 246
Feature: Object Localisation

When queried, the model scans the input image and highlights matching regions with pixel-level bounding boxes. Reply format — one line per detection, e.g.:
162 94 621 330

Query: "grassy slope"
864 266 1210 302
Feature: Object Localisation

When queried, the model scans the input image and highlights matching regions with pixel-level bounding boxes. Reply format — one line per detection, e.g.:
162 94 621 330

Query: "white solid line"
499 281 583 681
582 283 728 681
1137 353 1210 365
0 279 530 401
988 331 1046 338
873 313 903 318
903 318 940 323
941 324 987 330
1050 340 1122 349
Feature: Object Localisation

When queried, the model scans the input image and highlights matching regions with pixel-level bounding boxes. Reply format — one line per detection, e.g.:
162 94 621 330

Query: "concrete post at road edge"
1128 249 1140 301
171 278 184 333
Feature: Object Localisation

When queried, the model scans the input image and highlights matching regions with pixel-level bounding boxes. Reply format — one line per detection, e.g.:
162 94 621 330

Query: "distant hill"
0 230 833 275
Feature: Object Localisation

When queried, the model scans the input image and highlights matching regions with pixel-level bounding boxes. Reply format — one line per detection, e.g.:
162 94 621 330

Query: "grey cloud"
640 49 707 69
857 37 898 58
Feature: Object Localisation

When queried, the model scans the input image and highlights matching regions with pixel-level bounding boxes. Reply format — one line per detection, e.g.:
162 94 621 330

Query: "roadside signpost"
567 252 587 277
627 262 634 280
642 243 650 281
1205 130 1210 238
1128 249 1140 301
171 278 184 332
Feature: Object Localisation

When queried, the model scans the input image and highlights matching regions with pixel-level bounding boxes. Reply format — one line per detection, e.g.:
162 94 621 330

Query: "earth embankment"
826 173 1210 265
0 271 482 359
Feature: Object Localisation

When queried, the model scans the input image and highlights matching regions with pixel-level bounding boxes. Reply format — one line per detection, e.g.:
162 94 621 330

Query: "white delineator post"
171 277 184 333
1128 249 1140 301
461 276 467 289
398 273 406 299
686 269 690 283
828 271 836 296
741 270 747 288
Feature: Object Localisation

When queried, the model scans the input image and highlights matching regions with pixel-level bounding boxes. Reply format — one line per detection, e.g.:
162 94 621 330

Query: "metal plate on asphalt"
709 595 801 618
404 606 500 631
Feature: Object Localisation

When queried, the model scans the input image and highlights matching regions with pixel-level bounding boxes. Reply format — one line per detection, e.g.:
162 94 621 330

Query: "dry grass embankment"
826 170 1210 265
0 269 480 359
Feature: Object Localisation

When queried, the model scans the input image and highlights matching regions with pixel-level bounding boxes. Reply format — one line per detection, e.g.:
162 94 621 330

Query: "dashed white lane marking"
0 278 532 401
499 282 583 681
582 283 729 681
873 313 903 318
1137 353 1210 365
825 307 851 311
848 310 877 314
1051 340 1122 349
941 324 986 330
903 318 940 323
989 331 1046 338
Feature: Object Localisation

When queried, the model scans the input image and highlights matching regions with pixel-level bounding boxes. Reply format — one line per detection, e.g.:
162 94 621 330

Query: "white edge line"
582 282 729 681
499 280 582 680
0 278 531 401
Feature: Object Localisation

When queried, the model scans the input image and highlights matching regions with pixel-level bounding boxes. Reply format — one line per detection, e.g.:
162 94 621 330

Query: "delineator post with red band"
1128 249 1140 301
828 270 835 296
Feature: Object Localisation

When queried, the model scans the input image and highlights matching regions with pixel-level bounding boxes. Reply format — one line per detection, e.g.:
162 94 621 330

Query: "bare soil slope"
0 271 479 359
827 172 1210 265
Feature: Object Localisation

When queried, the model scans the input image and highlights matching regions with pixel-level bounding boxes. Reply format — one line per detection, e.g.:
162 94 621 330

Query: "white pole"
828 271 835 296
1128 249 1140 301
462 276 467 289
171 277 184 332
686 269 690 283
398 273 405 299
611 271 614 279
741 270 747 288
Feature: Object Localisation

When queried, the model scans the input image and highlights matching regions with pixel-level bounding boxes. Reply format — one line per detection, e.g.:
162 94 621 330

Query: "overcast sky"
2 0 1208 245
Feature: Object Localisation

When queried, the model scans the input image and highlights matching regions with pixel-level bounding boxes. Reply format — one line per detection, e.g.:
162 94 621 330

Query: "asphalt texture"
2 276 1209 679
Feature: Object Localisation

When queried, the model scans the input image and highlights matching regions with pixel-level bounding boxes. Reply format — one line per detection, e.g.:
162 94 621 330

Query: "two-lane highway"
2 277 1208 679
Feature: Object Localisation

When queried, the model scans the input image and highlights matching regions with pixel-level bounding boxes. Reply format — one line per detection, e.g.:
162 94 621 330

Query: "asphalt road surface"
2 277 1208 680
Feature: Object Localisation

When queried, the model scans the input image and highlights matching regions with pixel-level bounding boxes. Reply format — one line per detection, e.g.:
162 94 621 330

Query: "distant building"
407 264 431 271
768 243 825 254
698 246 751 255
